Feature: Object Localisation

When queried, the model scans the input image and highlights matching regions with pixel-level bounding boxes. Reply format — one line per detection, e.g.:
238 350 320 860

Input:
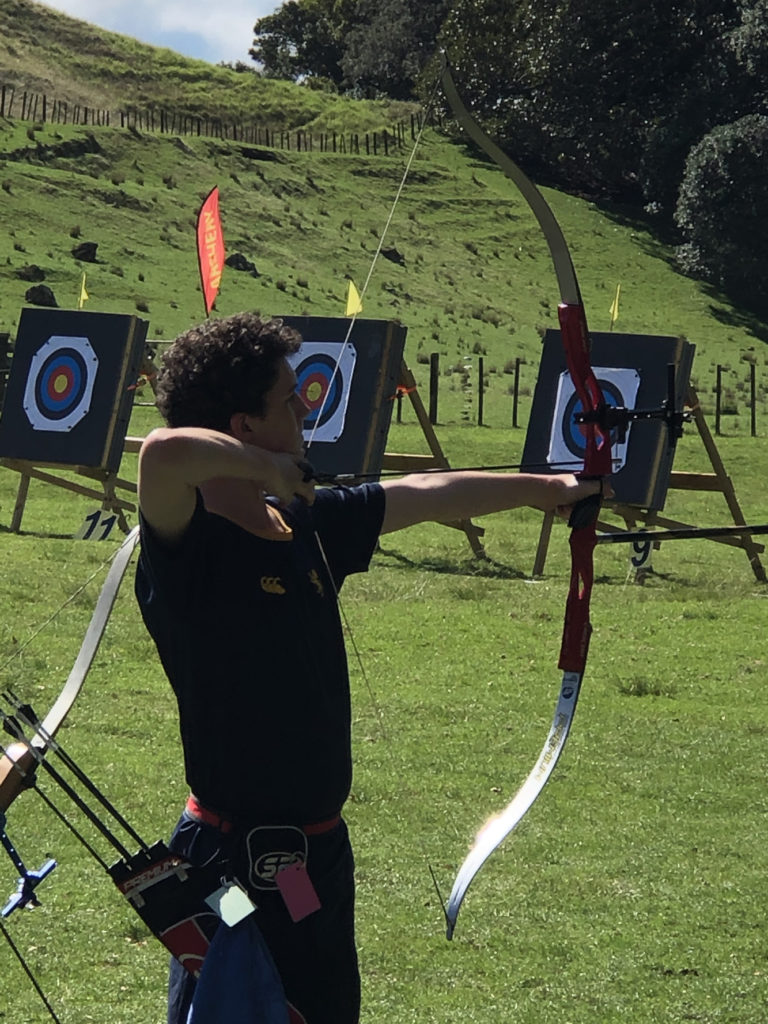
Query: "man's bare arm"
379 472 605 535
138 427 311 543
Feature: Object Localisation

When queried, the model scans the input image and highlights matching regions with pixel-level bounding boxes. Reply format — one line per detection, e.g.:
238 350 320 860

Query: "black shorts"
167 811 360 1024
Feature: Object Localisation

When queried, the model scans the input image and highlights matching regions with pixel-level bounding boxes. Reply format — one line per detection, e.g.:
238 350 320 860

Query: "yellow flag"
608 282 620 328
78 272 89 310
345 279 363 316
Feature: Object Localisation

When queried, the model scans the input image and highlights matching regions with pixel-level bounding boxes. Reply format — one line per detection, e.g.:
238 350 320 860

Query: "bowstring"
0 918 63 1023
0 540 132 1024
302 80 442 739
0 540 127 681
303 74 443 450
304 81 467 924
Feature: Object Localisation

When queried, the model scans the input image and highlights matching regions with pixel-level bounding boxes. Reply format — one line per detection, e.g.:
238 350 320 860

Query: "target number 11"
76 509 118 541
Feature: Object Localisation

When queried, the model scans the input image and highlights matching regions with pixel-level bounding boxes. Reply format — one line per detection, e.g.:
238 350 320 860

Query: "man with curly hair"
136 311 604 1024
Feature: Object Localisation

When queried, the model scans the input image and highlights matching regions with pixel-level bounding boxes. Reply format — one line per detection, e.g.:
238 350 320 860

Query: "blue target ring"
36 351 88 419
295 354 342 429
561 380 624 459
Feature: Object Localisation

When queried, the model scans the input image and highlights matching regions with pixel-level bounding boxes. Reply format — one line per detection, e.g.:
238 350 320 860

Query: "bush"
675 115 768 314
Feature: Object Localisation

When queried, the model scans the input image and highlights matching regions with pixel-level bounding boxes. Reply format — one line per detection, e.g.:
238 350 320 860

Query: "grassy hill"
0 0 415 127
0 0 766 433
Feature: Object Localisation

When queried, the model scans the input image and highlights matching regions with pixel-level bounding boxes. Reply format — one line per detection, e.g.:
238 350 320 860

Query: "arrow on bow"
439 54 613 939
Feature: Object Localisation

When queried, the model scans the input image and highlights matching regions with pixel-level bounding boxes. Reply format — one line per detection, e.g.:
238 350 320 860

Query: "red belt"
185 795 341 836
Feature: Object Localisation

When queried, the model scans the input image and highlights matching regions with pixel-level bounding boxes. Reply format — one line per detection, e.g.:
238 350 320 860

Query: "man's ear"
229 411 254 441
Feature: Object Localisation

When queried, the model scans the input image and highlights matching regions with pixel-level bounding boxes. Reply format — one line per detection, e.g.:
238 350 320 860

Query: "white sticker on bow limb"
547 366 640 471
23 335 99 432
288 342 357 443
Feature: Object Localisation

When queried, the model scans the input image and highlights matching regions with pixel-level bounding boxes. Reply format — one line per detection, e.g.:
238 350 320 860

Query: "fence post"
478 356 484 426
750 362 757 437
429 353 439 425
715 364 722 436
512 357 521 427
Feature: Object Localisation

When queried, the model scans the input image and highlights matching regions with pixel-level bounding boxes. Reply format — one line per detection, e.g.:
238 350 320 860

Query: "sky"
39 1 281 66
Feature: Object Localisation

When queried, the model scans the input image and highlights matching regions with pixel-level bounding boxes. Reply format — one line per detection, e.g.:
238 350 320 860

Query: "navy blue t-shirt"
135 484 385 824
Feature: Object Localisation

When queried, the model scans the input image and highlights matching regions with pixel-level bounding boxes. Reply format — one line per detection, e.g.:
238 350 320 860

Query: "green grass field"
1 411 766 1022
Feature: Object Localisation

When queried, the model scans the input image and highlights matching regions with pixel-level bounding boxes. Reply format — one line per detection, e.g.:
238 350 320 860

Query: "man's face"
243 359 310 454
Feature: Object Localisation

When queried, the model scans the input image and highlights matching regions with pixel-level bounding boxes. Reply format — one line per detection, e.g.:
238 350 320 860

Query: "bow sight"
573 363 691 448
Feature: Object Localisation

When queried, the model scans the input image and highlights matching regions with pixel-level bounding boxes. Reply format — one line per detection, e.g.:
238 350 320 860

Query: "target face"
288 342 356 443
23 335 99 432
548 367 640 471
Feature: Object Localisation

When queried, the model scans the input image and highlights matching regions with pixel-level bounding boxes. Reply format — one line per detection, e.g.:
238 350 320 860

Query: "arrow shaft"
597 524 768 544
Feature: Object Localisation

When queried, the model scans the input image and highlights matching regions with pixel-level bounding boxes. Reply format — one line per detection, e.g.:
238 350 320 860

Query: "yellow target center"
52 373 70 395
306 381 324 403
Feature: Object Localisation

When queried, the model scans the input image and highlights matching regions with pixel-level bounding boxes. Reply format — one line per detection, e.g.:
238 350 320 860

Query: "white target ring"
23 335 99 432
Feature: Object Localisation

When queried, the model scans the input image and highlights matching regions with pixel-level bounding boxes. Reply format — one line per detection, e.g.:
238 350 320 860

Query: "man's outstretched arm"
379 472 605 535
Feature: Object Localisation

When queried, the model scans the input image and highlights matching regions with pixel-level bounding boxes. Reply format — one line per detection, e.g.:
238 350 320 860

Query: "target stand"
0 308 148 534
523 331 765 581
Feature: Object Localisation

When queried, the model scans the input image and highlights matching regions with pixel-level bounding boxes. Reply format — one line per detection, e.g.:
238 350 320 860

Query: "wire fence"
0 84 423 156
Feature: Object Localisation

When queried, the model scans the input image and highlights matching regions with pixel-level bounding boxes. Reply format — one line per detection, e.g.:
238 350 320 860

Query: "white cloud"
38 0 279 64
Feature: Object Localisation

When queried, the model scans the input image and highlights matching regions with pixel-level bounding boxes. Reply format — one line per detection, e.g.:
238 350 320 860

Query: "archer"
136 310 603 1023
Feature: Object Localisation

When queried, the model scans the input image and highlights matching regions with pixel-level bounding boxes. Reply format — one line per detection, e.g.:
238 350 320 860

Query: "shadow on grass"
375 543 529 580
375 545 704 589
0 525 77 541
595 198 768 345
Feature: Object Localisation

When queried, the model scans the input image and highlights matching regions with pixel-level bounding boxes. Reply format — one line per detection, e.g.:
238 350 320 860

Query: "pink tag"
275 861 322 922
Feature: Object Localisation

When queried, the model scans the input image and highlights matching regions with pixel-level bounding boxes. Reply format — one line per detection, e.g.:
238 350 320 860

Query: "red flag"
196 186 225 316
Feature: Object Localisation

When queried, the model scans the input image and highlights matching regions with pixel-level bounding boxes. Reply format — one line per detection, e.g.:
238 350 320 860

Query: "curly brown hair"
155 313 302 431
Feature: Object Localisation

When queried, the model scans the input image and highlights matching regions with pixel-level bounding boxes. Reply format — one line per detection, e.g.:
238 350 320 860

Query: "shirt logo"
245 826 309 891
261 576 286 595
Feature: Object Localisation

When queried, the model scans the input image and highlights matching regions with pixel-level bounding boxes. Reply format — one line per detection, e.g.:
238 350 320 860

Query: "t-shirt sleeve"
304 483 385 588
135 489 210 610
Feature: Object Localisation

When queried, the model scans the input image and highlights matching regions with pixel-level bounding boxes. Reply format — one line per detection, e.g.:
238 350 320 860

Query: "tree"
250 0 357 84
438 0 744 204
340 0 450 99
675 115 768 313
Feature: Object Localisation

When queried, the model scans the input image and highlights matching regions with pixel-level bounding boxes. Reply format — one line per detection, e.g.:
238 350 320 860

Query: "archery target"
288 342 356 443
23 335 98 432
547 367 640 471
